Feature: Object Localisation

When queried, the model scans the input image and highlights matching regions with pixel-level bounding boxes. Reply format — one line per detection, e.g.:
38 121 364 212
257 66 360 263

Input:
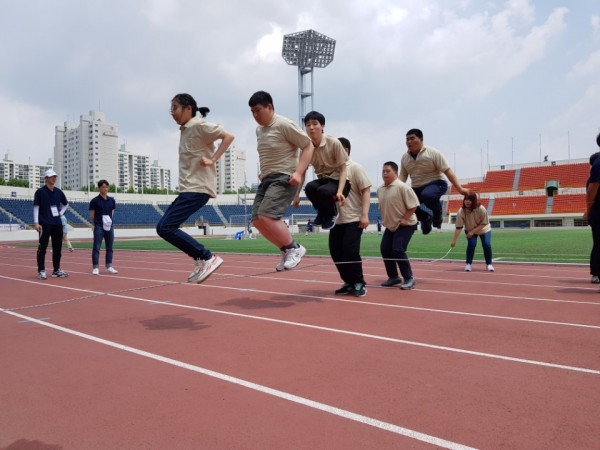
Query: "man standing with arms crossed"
400 129 469 234
248 91 314 271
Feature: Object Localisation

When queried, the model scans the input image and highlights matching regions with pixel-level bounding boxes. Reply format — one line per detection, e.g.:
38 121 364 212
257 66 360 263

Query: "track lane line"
1 307 477 450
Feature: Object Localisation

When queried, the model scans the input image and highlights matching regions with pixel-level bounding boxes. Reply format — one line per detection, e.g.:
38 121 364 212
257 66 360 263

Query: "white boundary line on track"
1 307 477 450
1 275 598 375
2 258 600 305
2 272 599 326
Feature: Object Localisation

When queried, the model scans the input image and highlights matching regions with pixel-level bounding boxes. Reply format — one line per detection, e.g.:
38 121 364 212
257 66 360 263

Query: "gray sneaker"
38 270 47 280
400 278 416 290
381 277 402 287
52 269 69 278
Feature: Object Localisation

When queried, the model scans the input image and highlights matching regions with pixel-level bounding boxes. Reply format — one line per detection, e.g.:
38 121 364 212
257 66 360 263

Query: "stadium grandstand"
446 158 588 228
0 157 590 235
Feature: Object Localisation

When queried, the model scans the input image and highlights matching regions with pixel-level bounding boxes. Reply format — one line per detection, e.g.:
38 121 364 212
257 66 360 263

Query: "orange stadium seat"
551 194 586 214
491 196 547 215
518 163 588 191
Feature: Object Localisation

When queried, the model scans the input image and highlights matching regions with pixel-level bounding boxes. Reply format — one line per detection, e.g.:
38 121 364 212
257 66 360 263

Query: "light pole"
282 29 336 127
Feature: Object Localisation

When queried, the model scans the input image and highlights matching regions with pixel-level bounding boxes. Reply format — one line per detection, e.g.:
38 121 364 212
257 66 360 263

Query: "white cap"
44 169 57 178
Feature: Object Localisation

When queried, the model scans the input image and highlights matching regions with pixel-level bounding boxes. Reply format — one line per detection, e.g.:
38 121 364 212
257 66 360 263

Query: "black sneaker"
321 214 338 230
335 282 354 295
432 215 443 228
313 215 323 226
353 283 367 297
52 269 69 278
381 277 402 287
400 278 416 290
421 216 432 235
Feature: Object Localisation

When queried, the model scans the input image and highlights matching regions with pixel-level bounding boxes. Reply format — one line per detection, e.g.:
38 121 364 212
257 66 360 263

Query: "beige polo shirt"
338 159 372 224
178 116 225 197
311 135 348 179
400 145 450 188
455 205 491 234
256 114 311 178
377 178 420 232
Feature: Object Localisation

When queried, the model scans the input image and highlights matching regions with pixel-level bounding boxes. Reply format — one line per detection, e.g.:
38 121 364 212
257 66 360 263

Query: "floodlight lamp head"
282 29 336 69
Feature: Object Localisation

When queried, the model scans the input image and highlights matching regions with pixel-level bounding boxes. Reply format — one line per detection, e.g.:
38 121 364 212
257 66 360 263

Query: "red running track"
0 246 599 449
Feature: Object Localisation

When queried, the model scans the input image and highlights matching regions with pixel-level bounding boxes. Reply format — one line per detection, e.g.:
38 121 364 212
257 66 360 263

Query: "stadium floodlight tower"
281 29 335 127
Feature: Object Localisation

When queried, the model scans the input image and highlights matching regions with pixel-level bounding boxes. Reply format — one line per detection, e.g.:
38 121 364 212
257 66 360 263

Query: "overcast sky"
1 0 599 189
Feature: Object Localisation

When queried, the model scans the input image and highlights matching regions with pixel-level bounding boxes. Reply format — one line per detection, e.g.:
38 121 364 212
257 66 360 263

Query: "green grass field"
65 228 592 265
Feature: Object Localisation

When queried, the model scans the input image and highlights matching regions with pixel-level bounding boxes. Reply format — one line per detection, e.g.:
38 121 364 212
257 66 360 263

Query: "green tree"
80 183 96 192
7 178 29 187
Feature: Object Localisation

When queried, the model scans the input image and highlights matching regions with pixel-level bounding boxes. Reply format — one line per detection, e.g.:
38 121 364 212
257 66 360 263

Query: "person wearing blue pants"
400 128 469 234
89 179 118 275
378 161 420 290
157 93 234 283
584 136 600 284
450 192 494 272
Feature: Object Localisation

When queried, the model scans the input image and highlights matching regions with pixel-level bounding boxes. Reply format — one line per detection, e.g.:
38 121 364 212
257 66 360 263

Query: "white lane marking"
1 308 477 450
1 277 599 375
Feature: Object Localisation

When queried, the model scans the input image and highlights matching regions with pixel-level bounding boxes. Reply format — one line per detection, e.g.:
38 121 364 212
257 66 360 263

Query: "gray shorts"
252 173 296 220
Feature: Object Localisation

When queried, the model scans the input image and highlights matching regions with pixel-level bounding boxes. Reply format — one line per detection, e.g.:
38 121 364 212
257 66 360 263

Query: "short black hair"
338 137 351 155
248 91 273 108
303 111 325 126
406 128 423 139
383 161 398 173
97 179 109 188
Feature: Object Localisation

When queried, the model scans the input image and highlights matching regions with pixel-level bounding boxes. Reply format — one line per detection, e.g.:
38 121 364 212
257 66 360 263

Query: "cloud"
0 0 596 188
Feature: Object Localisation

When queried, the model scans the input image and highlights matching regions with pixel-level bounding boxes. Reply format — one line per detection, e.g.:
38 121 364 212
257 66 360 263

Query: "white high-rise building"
0 153 53 189
216 147 246 194
118 144 149 192
54 111 118 190
53 111 170 192
150 160 172 191
118 144 171 193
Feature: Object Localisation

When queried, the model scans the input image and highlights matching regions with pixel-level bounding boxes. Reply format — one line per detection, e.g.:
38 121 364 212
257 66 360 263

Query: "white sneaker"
283 244 306 270
464 264 472 272
275 251 286 272
92 267 99 275
38 270 47 280
195 255 223 283
487 264 495 272
591 275 600 284
188 259 203 282
106 267 118 274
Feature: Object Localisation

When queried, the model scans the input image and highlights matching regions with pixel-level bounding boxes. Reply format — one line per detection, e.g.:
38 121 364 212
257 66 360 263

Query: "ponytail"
171 93 210 118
